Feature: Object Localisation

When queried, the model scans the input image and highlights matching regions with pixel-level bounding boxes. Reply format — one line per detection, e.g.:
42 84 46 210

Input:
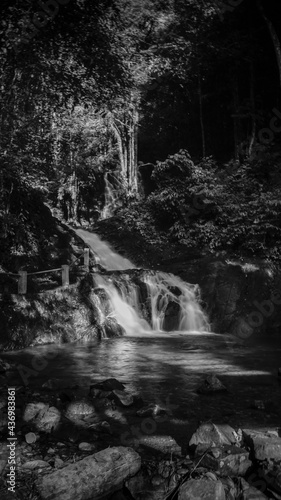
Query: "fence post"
84 248 90 272
61 265 69 287
18 271 27 295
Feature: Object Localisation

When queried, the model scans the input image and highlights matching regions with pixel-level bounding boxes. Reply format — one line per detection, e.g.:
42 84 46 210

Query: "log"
36 446 141 500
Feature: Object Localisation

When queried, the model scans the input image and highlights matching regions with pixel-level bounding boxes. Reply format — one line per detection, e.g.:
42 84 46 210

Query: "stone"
25 432 37 444
36 406 61 433
65 400 95 419
36 446 141 500
54 457 64 468
23 402 48 422
240 478 268 499
197 374 227 394
178 478 226 500
112 390 134 407
198 445 252 477
22 460 50 469
189 423 239 448
242 429 281 464
78 442 95 452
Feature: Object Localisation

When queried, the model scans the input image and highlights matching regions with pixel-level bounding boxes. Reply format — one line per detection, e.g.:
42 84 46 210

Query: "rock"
22 460 50 469
65 400 95 419
240 478 268 499
242 429 281 465
55 457 64 468
197 374 227 394
25 432 37 444
198 445 252 477
112 390 134 407
78 442 95 452
189 423 239 448
104 318 125 337
36 406 61 433
90 378 125 392
23 402 48 422
178 478 226 500
36 446 141 500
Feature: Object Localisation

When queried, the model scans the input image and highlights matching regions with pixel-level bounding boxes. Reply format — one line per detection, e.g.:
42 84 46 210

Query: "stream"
2 228 281 430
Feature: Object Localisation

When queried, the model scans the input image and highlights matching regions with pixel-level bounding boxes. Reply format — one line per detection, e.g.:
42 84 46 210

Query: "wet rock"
78 442 95 452
36 406 61 433
240 478 268 499
91 378 125 392
198 445 252 477
104 318 125 337
22 460 50 469
36 446 141 500
25 432 37 444
189 423 239 449
23 402 48 422
112 389 134 407
197 374 227 394
242 429 281 465
65 400 95 420
178 478 226 500
54 457 64 468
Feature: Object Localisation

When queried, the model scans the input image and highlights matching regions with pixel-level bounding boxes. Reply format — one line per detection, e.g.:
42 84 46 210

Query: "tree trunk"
257 0 281 88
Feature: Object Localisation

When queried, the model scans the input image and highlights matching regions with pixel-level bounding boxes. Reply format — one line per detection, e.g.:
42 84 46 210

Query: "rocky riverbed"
1 359 281 500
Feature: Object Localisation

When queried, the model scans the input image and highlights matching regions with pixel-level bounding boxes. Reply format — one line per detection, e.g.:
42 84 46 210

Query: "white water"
100 171 124 220
75 228 210 335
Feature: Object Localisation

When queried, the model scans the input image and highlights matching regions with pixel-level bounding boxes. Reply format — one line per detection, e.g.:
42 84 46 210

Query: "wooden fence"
1 248 91 295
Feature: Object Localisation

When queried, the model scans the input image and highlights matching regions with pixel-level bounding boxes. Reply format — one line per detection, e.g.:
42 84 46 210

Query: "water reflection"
3 333 281 428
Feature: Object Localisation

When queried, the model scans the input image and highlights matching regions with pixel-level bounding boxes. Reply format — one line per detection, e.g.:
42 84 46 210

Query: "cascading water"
75 228 210 336
100 171 124 220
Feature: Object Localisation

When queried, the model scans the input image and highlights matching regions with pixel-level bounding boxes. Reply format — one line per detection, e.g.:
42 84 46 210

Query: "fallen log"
36 446 141 500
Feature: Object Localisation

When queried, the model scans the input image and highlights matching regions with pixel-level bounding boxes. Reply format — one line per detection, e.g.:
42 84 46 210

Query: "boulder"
197 374 227 394
189 423 239 448
242 429 281 464
23 402 61 433
198 445 252 477
36 446 141 500
259 466 281 495
178 478 226 500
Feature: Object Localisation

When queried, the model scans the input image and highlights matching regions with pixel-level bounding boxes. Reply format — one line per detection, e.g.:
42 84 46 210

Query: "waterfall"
75 229 210 336
100 172 124 220
93 271 209 336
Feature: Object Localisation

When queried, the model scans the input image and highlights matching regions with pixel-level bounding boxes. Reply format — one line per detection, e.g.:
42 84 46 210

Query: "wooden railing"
0 248 91 295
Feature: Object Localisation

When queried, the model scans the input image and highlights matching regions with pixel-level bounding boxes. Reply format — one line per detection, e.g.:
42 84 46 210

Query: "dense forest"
1 0 281 270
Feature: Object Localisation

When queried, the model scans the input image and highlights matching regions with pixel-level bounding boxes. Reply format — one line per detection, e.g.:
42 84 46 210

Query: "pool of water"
3 332 281 430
